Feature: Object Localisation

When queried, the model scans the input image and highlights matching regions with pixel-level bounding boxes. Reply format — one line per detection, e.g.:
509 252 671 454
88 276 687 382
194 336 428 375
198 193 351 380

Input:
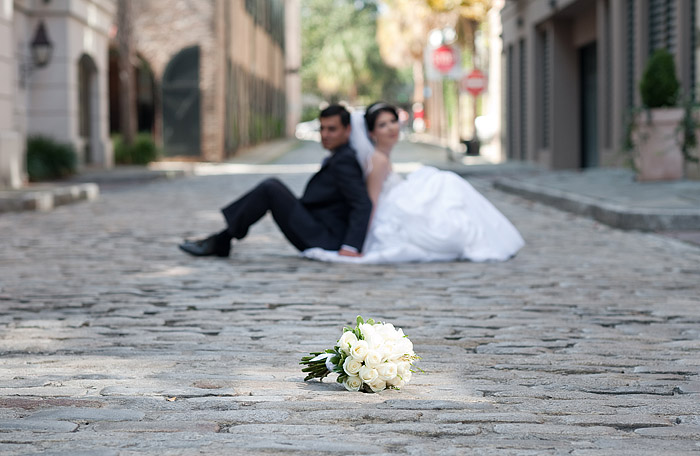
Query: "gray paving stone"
634 425 700 438
0 141 699 453
30 408 146 422
0 419 78 432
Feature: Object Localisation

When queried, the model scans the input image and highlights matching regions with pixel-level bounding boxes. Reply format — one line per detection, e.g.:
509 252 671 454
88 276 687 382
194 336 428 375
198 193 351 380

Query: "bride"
302 102 524 263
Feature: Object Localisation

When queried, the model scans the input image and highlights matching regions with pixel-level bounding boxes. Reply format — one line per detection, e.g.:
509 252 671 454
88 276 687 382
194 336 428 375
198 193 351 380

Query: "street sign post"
425 43 461 81
460 69 487 97
432 45 457 74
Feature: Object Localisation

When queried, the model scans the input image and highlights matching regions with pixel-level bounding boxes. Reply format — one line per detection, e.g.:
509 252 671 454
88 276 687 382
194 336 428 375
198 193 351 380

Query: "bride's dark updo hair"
365 102 399 133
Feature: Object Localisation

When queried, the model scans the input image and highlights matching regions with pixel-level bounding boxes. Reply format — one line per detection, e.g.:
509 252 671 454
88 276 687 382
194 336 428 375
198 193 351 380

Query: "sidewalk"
491 168 700 232
0 139 297 214
4 137 700 238
394 140 700 235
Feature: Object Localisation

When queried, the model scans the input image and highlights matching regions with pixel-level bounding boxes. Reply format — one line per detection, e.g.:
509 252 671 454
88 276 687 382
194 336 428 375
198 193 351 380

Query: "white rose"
343 375 362 392
396 361 411 375
337 331 358 355
364 350 383 369
358 323 375 339
380 341 395 359
386 376 405 389
367 377 387 393
377 323 399 341
401 370 412 384
360 324 384 350
358 365 378 383
376 362 398 381
343 356 363 375
349 340 369 361
394 338 413 357
381 323 396 333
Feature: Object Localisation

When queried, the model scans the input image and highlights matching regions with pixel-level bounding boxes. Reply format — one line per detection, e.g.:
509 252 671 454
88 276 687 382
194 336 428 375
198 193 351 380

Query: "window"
627 0 636 107
648 0 676 54
693 0 698 100
507 45 515 159
539 29 550 149
604 0 612 147
519 39 527 160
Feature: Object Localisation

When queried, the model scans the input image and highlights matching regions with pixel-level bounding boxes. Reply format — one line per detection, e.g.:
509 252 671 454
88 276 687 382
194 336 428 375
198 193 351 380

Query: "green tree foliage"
302 0 412 105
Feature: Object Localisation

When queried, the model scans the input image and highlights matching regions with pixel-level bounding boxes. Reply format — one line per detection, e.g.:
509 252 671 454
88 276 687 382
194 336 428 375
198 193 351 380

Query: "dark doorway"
162 46 200 157
109 50 156 135
579 41 598 168
78 54 99 165
136 57 156 134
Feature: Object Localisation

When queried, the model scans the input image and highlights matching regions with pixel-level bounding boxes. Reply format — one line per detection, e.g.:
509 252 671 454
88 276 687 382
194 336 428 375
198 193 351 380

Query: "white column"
0 0 24 188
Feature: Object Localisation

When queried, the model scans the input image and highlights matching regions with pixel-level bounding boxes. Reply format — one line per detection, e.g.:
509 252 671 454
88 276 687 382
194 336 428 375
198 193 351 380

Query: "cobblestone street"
1 142 699 454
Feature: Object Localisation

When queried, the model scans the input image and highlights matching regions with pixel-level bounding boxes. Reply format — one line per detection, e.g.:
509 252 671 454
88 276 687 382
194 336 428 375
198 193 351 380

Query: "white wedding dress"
302 165 525 264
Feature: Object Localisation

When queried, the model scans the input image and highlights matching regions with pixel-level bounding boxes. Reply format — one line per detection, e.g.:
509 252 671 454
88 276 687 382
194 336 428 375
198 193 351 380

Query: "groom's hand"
338 248 362 257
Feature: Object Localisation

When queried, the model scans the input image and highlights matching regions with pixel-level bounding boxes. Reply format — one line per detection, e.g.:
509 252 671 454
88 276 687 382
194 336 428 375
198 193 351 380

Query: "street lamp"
20 20 53 86
30 21 53 68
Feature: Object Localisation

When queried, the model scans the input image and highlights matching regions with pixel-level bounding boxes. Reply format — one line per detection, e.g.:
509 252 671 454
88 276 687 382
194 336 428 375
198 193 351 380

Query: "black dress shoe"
179 234 231 257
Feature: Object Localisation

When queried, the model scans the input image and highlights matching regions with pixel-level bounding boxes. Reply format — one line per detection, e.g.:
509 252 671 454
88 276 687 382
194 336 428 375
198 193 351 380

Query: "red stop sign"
432 45 457 74
461 69 487 96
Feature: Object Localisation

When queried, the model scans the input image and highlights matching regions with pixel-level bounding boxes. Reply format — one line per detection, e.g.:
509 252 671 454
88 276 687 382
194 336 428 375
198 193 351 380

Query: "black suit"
221 143 372 252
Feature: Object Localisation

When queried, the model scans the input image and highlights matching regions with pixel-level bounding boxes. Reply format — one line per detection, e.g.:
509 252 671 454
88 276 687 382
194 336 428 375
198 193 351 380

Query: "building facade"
1 0 114 189
127 0 291 161
501 0 698 169
1 0 21 187
1 0 299 189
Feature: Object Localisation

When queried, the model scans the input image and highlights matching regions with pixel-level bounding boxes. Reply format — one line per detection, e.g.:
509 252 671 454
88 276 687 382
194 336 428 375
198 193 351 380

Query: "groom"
179 105 372 258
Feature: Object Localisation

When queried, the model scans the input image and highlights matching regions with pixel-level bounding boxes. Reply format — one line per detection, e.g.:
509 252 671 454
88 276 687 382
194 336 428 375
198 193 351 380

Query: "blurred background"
1 0 699 188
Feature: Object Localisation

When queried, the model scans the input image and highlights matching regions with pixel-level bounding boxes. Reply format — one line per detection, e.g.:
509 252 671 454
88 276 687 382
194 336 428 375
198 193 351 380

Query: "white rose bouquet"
300 316 420 393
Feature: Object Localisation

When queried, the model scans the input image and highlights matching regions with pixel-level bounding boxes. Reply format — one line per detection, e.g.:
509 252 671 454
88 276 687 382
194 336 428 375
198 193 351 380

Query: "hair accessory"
366 102 390 117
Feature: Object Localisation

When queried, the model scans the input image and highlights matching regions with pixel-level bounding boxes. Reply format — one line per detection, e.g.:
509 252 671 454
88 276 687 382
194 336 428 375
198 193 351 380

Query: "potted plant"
679 96 700 179
633 49 684 181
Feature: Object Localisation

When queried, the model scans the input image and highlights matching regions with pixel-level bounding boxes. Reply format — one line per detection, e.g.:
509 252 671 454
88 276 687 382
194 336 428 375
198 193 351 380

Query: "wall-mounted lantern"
20 21 54 86
31 21 53 67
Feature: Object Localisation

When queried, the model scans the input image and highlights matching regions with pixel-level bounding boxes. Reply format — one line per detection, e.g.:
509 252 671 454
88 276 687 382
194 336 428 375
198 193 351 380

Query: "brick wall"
132 0 287 161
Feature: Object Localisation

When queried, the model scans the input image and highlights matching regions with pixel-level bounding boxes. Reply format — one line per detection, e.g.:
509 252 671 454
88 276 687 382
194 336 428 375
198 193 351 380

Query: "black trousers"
221 178 328 252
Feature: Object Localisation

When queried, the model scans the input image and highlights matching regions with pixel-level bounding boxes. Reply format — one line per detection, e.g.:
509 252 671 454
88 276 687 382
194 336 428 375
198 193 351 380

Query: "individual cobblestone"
0 141 699 453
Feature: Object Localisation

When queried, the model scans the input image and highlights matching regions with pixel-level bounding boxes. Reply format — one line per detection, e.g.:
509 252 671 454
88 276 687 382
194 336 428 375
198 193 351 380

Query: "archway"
78 53 100 165
108 50 156 135
162 46 200 157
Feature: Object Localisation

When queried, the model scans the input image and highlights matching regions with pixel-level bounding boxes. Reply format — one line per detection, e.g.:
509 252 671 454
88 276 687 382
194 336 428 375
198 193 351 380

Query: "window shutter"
648 0 676 54
627 0 636 108
507 45 515 159
541 30 550 149
519 39 527 160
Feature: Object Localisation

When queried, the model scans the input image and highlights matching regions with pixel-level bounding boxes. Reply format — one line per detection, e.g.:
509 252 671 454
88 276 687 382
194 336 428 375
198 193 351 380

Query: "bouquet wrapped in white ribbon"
300 316 420 392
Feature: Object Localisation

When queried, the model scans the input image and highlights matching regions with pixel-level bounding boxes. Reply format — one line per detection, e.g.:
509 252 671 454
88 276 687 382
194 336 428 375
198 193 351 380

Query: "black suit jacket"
298 143 372 251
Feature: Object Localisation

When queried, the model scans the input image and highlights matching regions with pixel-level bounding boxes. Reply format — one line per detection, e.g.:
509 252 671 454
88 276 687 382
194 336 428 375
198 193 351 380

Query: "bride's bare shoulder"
369 152 391 177
371 152 390 168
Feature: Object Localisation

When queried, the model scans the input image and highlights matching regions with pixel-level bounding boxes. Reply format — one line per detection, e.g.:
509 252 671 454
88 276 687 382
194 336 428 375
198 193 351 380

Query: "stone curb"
0 168 191 214
494 178 700 231
69 167 191 184
0 183 99 214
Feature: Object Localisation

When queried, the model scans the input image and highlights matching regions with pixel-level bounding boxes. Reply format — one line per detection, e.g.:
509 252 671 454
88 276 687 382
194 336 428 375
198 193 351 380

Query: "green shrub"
26 136 77 181
639 49 680 108
112 134 128 164
112 133 159 165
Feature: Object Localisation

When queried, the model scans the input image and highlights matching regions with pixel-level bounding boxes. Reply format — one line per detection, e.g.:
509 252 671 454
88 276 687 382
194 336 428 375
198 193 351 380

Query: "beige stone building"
0 0 300 189
501 0 699 169
0 0 22 188
1 0 114 189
